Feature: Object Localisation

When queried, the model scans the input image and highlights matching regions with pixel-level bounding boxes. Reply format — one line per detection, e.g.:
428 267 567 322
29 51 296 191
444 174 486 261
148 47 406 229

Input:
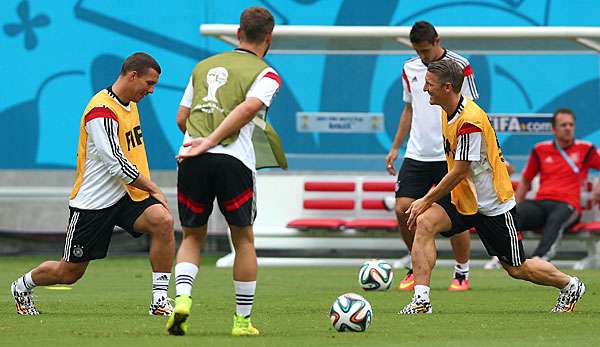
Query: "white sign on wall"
296 112 384 133
489 114 553 134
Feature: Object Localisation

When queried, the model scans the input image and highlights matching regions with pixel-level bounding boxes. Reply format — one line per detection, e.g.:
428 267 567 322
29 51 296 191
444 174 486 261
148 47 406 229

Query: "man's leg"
133 203 175 315
229 224 260 336
501 258 585 312
395 197 417 290
478 208 585 312
399 203 453 314
12 260 89 315
448 230 471 291
133 204 175 273
12 206 115 315
395 197 416 250
532 202 579 260
30 260 89 285
167 225 207 336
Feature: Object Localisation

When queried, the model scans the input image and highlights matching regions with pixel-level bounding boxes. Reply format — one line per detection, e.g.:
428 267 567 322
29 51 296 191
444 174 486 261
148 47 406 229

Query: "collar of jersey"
447 95 466 124
234 48 257 56
106 86 131 110
421 49 447 66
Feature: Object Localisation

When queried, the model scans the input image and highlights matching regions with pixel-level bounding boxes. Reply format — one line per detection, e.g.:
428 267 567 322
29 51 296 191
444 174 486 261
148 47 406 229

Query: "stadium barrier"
1 170 599 268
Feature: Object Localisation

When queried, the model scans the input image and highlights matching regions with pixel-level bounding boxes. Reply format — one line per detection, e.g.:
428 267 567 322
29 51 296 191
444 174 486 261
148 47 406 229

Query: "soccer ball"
358 259 393 291
329 293 372 332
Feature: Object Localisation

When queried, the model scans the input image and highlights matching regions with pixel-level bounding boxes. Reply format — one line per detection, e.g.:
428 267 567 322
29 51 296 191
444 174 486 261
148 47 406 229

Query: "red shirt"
522 140 600 211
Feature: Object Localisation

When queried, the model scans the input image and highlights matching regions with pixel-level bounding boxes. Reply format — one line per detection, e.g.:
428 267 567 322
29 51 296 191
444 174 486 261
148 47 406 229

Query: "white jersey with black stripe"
69 99 140 210
402 49 479 161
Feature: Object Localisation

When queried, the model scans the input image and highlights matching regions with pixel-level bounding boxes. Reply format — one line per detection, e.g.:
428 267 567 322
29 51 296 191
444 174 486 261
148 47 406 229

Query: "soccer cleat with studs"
397 269 415 291
11 281 39 315
149 296 173 316
166 295 192 336
448 273 470 291
231 314 260 336
551 277 586 313
399 296 432 315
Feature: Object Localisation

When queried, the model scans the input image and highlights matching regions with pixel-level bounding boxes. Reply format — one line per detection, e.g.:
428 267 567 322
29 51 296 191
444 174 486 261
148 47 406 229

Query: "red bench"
286 179 398 231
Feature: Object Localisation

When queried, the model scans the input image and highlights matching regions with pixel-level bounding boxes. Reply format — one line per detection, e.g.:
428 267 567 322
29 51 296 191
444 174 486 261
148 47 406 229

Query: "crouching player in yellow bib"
399 59 586 314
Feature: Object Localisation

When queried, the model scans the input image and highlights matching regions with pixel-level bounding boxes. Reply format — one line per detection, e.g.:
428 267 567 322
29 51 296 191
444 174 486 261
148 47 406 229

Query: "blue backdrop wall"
1 0 599 171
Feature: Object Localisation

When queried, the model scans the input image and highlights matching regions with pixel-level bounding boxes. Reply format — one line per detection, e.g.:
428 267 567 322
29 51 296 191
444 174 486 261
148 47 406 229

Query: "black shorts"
437 200 525 266
177 153 256 227
63 194 160 263
395 158 447 199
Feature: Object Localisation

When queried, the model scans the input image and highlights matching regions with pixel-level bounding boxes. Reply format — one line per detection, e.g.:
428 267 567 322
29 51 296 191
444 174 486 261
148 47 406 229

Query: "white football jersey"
402 49 479 161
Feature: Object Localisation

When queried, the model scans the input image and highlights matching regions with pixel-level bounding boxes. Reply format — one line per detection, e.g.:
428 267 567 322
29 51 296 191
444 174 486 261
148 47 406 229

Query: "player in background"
11 52 175 316
386 21 478 291
166 6 286 337
399 59 585 314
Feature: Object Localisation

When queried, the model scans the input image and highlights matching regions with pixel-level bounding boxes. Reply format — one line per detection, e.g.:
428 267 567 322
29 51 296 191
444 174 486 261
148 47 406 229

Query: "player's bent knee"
504 264 527 280
61 265 86 284
415 215 437 236
395 203 409 217
149 210 174 235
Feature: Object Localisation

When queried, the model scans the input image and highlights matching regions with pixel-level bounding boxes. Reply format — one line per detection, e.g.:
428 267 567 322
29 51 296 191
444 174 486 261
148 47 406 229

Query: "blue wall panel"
1 0 598 171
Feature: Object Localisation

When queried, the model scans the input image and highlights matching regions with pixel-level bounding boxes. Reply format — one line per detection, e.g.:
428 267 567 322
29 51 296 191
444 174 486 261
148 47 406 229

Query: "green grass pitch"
1 256 599 346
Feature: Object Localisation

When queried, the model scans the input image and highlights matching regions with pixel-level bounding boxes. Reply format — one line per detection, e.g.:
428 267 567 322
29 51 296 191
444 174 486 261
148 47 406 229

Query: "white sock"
414 285 430 302
152 272 171 302
454 261 470 279
15 271 36 292
234 280 256 317
175 262 198 297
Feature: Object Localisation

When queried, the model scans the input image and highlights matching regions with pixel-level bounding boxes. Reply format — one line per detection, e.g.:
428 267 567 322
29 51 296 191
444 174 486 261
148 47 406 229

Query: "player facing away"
11 52 175 316
386 21 478 291
398 59 585 314
166 6 287 336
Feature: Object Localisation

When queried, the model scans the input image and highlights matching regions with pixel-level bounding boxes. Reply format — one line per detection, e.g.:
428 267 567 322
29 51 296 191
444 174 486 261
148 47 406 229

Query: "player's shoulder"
574 139 595 149
403 56 422 69
445 50 470 67
464 98 485 115
534 140 554 150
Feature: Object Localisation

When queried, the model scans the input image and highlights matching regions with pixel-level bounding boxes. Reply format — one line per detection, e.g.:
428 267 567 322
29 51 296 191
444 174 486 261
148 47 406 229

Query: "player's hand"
405 197 432 231
385 149 398 176
176 137 217 161
151 190 170 211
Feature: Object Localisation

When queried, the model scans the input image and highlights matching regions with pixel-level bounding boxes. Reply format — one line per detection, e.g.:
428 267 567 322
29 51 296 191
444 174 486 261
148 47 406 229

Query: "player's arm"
129 174 169 209
422 160 470 204
385 103 412 176
406 160 470 229
515 149 539 203
176 106 190 133
406 122 481 229
177 76 193 133
86 107 168 208
177 68 281 159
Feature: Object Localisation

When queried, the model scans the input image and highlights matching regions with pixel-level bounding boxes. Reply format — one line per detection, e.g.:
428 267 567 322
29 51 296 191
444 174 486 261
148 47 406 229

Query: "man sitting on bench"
486 108 600 268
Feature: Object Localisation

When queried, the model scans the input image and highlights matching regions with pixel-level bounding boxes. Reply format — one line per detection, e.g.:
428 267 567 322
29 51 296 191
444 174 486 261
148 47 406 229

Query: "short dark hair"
552 108 575 127
427 59 464 93
239 6 274 44
120 52 161 76
410 21 438 44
